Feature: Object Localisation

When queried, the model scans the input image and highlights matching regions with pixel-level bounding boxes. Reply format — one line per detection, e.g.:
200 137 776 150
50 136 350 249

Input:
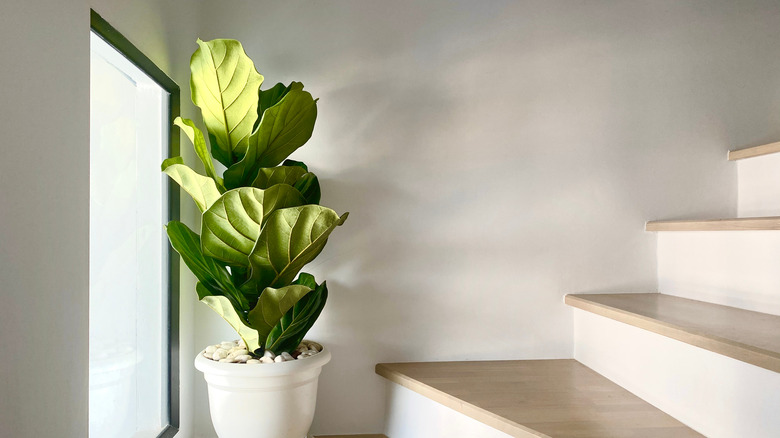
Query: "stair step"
656 231 780 315
376 359 700 438
565 293 780 372
728 141 780 160
645 216 780 231
313 435 387 438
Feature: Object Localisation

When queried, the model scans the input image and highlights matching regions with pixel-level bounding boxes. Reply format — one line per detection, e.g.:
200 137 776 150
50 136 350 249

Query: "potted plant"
163 38 348 438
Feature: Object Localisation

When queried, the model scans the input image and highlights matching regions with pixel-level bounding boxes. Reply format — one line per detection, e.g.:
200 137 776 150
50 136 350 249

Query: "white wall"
0 1 89 435
193 0 780 434
383 383 515 438
3 1 780 437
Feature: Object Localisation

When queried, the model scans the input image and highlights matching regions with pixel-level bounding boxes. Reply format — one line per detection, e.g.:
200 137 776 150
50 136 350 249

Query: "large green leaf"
249 205 348 288
190 39 263 166
223 85 318 188
174 117 224 191
201 186 306 266
282 159 308 171
254 85 318 168
197 283 261 354
293 173 321 205
256 82 294 128
265 277 328 353
250 164 321 204
166 221 248 310
251 165 307 188
162 161 221 212
247 284 313 347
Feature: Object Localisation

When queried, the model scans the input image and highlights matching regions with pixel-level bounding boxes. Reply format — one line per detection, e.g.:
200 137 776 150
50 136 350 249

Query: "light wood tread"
728 141 780 160
645 216 780 231
566 293 780 373
376 359 700 438
312 435 387 438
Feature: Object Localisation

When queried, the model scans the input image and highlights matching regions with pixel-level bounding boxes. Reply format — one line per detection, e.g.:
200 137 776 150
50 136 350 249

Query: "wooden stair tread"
645 216 780 231
313 435 387 438
376 359 700 438
566 293 780 372
728 141 780 160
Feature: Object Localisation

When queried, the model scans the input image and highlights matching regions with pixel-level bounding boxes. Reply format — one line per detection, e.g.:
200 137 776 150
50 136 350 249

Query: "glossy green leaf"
197 283 261 353
293 173 321 205
222 144 260 190
162 156 184 168
201 186 306 266
162 161 221 212
250 165 321 204
223 85 318 188
293 272 317 289
251 165 307 189
254 85 318 168
166 221 248 310
265 278 327 353
282 159 308 172
256 82 295 127
174 117 224 191
190 39 264 166
249 205 348 288
247 284 313 346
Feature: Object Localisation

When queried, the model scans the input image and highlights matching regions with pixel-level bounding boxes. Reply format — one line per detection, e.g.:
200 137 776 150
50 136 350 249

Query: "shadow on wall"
187 0 780 434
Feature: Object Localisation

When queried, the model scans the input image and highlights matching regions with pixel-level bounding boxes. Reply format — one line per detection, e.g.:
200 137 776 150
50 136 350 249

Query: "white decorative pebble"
205 340 325 362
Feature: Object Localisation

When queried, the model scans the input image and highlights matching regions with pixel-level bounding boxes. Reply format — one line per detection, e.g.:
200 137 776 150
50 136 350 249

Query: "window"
89 11 179 438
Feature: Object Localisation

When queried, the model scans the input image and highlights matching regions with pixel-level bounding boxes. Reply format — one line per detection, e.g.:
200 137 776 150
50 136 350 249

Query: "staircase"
376 142 780 437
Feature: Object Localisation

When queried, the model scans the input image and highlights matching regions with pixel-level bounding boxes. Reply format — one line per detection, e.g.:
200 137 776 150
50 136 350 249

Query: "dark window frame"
90 9 180 438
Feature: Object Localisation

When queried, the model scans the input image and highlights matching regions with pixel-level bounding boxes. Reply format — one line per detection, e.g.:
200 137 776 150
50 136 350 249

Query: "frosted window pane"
89 32 169 438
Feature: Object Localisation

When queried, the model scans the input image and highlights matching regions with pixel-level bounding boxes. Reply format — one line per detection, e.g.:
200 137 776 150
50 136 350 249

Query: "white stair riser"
574 309 780 438
737 153 780 217
657 231 780 315
382 382 517 438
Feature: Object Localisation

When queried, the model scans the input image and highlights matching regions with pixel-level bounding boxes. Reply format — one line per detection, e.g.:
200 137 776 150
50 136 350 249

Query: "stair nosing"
728 141 780 160
376 359 701 437
566 293 780 373
375 362 546 438
645 216 780 231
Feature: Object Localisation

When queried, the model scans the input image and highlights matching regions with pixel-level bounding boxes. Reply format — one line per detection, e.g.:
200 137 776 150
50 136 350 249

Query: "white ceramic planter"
195 346 332 438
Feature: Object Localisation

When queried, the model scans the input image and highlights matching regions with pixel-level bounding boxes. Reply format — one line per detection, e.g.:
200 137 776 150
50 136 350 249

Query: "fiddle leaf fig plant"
164 38 348 355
